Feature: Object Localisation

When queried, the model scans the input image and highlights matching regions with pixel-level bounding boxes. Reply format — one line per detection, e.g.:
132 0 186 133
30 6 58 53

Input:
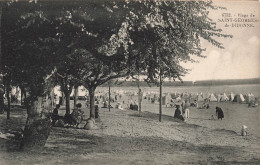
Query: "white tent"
246 93 255 103
209 93 217 102
202 92 209 99
239 94 245 102
197 94 204 101
222 93 229 101
218 93 229 102
230 92 235 101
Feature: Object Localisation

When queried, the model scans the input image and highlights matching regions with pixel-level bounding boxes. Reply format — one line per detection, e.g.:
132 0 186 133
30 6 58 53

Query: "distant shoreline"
101 78 260 87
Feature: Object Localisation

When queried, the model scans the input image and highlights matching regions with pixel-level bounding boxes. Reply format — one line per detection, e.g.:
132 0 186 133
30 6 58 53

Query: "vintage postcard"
0 0 259 164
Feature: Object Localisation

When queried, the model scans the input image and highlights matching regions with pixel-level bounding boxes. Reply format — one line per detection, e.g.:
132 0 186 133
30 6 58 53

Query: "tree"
55 2 134 117
124 0 232 121
72 47 132 117
1 0 232 150
1 0 132 149
2 1 60 150
55 58 81 115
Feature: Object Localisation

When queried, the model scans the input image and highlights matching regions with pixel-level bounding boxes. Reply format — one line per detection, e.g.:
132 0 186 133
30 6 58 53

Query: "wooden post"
108 85 111 112
137 74 141 115
159 69 162 122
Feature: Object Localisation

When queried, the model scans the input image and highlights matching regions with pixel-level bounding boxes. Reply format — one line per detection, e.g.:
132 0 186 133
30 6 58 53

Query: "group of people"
173 99 224 121
173 100 190 121
51 103 84 128
248 98 258 108
51 103 98 130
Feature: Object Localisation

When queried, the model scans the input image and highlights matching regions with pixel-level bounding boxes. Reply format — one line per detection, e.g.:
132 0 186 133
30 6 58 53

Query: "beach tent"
223 93 229 101
233 94 245 103
182 93 189 99
217 94 221 102
202 93 207 99
142 92 147 97
209 93 217 102
195 93 203 101
162 95 171 105
197 94 204 101
245 93 255 103
170 93 177 99
229 92 235 101
191 93 198 101
166 93 172 104
218 93 229 102
161 94 171 106
183 93 192 102
240 94 245 102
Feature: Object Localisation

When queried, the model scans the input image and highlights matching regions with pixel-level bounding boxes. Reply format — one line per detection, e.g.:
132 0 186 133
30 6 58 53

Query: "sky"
182 0 260 81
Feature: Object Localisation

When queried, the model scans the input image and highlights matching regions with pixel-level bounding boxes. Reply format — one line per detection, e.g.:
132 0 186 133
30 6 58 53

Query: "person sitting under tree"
71 103 84 127
64 103 84 128
51 104 62 126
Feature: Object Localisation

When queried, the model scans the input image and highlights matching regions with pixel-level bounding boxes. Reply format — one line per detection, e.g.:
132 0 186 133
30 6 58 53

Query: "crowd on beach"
49 88 259 131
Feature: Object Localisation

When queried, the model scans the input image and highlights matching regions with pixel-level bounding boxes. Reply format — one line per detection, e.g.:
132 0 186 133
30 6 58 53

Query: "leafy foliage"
2 0 231 114
125 0 232 84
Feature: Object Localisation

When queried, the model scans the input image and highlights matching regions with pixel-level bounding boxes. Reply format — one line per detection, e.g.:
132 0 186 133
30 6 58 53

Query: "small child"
241 125 248 136
209 114 215 120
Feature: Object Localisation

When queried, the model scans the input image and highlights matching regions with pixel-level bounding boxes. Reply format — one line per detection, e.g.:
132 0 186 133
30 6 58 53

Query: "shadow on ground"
129 111 204 129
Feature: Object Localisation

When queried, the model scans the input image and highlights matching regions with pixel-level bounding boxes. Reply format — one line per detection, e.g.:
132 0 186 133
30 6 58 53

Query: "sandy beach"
0 100 260 165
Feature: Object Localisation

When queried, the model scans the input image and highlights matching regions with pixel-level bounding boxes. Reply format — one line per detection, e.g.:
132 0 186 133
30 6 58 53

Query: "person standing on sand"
216 106 224 120
174 104 184 121
182 100 190 119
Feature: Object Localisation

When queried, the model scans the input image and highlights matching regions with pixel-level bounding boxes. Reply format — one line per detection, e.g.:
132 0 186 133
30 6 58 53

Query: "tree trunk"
21 88 23 105
20 86 25 105
24 89 27 100
73 85 78 109
6 83 10 119
89 86 96 118
60 83 72 115
15 86 20 103
20 86 26 105
64 91 70 115
58 92 65 106
108 85 111 112
0 5 4 114
20 95 52 151
0 74 3 114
